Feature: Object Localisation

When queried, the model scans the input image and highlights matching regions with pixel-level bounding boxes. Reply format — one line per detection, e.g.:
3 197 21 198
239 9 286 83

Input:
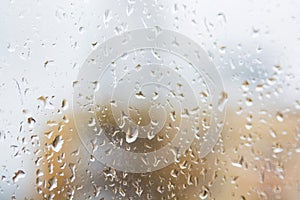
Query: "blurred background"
0 0 299 199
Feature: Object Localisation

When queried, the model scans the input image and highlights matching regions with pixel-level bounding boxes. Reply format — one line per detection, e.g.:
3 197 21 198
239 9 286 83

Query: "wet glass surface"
0 0 299 199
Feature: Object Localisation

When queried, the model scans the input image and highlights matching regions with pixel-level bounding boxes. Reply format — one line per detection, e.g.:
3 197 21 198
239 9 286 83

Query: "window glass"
0 0 299 199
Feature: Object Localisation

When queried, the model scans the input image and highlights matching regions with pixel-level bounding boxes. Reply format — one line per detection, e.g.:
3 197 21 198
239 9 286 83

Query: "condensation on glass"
0 0 299 199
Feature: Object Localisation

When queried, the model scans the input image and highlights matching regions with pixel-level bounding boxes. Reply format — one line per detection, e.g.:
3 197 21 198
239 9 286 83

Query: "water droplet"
219 46 226 54
88 117 96 127
269 128 277 138
104 9 112 26
245 98 253 106
126 4 134 16
267 77 276 85
7 43 16 52
170 111 176 122
27 117 36 128
79 26 85 34
126 128 138 143
276 112 284 122
170 169 179 178
230 176 239 184
273 185 282 194
47 120 57 126
273 65 282 72
173 3 178 13
69 163 76 182
245 122 252 130
51 135 64 152
91 42 99 49
61 99 68 110
147 131 155 140
231 156 244 168
199 186 209 199
252 27 260 37
44 60 54 68
218 92 228 112
135 64 142 71
157 185 164 194
242 81 249 91
256 84 263 92
48 176 58 191
44 130 53 139
273 143 283 153
12 170 25 183
217 12 227 24
135 91 146 99
90 155 95 162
